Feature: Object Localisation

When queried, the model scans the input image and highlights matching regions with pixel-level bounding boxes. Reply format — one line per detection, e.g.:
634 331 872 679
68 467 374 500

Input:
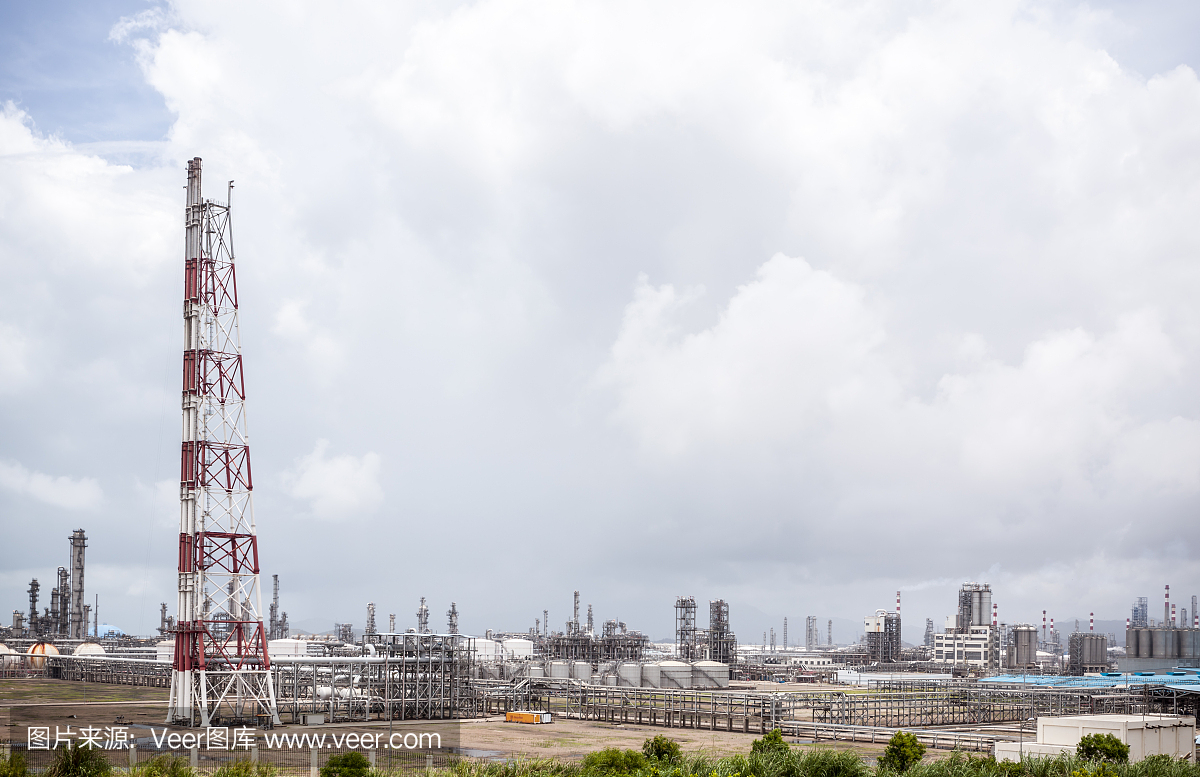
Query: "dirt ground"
0 679 892 761
0 679 170 735
453 716 886 761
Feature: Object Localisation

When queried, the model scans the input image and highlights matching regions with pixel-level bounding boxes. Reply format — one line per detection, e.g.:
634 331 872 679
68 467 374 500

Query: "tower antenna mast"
169 158 280 726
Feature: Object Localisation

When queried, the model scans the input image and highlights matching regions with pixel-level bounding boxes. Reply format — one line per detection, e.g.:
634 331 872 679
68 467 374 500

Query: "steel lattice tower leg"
168 158 280 727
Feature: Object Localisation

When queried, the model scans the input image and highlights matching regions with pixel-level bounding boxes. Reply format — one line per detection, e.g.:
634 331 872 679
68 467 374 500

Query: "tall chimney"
69 530 87 640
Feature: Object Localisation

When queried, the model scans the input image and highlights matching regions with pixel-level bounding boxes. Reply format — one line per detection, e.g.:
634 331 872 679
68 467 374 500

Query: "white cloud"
280 440 383 520
601 255 1200 554
601 255 896 454
0 321 33 393
3 0 1199 629
0 460 103 510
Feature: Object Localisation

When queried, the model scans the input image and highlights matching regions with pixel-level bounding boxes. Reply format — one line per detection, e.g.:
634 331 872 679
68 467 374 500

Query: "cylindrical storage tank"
73 643 105 657
527 663 545 678
1083 635 1102 665
1138 629 1152 658
978 590 992 626
502 639 534 660
1151 629 1170 658
692 661 729 688
617 662 641 687
1126 629 1138 659
28 642 59 669
549 660 570 679
473 638 496 663
570 660 592 682
659 660 690 688
1012 626 1037 667
156 640 175 663
1183 630 1200 661
641 662 662 688
268 639 307 657
603 674 617 686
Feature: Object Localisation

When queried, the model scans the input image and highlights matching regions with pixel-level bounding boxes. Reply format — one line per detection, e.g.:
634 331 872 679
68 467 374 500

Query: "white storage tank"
570 660 592 681
156 640 174 663
617 662 642 687
474 638 499 662
691 661 730 688
503 639 534 659
549 660 571 678
73 643 105 657
527 663 546 678
269 638 308 657
659 660 690 688
0 644 16 670
641 662 663 688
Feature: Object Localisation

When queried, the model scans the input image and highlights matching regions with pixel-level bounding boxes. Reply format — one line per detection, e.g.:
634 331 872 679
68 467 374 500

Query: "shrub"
45 741 113 777
797 747 870 777
581 748 647 775
1070 763 1120 777
320 752 371 777
642 736 682 764
212 761 278 777
134 756 193 777
1076 735 1129 764
878 731 926 773
751 729 789 754
0 750 29 777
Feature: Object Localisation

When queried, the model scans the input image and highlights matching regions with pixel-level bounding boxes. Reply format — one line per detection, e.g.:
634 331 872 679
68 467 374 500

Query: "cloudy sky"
2 0 1200 645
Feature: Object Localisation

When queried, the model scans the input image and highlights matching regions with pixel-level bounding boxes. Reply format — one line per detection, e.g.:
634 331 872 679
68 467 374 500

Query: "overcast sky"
2 0 1200 645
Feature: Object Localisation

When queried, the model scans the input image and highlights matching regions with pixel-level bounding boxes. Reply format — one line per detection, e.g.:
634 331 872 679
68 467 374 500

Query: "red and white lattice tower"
168 158 280 727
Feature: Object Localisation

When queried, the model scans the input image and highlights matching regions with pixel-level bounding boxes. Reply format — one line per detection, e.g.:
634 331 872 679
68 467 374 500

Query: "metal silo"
1010 625 1037 668
1151 628 1171 658
1138 629 1152 658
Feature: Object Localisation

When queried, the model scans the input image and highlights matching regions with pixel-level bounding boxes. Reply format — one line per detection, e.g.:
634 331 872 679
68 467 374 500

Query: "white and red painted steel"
168 158 280 726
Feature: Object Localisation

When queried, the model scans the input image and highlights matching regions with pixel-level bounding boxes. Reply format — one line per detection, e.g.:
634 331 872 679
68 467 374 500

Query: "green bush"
212 761 278 777
796 747 870 777
320 752 371 777
45 741 113 777
751 729 790 754
581 749 647 775
447 757 581 777
0 750 29 777
641 736 682 764
1076 735 1129 764
878 731 927 773
1071 763 1120 777
134 755 193 777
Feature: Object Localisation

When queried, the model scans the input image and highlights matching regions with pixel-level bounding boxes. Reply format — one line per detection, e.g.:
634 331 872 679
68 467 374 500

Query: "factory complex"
3 161 1198 768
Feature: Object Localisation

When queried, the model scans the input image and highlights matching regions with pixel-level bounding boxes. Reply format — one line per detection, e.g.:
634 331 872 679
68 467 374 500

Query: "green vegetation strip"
2 730 1195 777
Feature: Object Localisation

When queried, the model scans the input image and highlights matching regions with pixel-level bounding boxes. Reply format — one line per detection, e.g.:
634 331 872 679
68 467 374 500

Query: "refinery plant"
3 160 1200 747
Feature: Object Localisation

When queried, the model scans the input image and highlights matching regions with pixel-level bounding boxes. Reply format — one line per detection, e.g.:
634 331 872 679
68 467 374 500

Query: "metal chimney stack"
69 530 86 640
